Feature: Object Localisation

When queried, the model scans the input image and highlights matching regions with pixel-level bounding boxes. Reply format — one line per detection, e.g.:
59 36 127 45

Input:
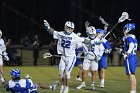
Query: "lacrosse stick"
104 12 130 38
43 52 52 58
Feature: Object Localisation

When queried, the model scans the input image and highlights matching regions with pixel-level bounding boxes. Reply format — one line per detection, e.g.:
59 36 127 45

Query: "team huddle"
0 12 138 93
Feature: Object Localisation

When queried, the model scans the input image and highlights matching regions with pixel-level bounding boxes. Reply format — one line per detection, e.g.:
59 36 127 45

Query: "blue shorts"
74 58 82 66
125 56 138 75
98 56 107 71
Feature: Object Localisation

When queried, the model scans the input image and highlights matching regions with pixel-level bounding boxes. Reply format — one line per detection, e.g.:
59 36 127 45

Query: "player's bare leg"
59 70 65 93
76 70 86 89
76 64 83 81
91 71 96 90
0 65 5 83
128 74 137 93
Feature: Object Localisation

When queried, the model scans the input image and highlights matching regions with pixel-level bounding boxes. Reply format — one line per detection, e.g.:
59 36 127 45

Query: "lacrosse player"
122 23 138 93
96 29 111 88
5 68 59 93
77 22 104 90
97 17 111 88
75 32 84 81
44 20 85 93
0 30 9 84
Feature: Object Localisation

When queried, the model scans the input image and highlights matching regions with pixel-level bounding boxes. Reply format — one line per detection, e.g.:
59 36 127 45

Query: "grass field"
0 66 140 93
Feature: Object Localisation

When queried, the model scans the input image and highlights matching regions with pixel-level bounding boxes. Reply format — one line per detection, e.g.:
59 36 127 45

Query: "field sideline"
0 66 140 93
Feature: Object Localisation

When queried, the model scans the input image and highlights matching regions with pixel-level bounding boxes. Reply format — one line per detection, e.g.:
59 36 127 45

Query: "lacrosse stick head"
43 52 52 58
118 12 130 23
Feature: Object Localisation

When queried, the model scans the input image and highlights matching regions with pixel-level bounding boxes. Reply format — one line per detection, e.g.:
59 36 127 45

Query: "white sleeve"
99 44 105 57
53 31 59 39
75 35 85 43
127 42 134 54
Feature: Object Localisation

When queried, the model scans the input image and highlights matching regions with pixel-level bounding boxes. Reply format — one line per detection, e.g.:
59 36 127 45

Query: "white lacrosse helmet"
0 30 2 37
64 21 75 35
65 21 75 29
86 26 96 39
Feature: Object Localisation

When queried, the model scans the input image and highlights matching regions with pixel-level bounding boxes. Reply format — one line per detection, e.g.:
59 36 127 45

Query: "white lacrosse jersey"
83 37 105 61
53 31 85 57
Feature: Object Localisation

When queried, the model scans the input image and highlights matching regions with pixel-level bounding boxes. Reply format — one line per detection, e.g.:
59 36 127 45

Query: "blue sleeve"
103 40 111 49
26 80 32 89
127 37 134 44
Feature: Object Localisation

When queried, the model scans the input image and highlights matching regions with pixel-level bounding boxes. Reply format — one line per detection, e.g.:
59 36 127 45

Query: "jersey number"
61 39 71 48
133 44 138 55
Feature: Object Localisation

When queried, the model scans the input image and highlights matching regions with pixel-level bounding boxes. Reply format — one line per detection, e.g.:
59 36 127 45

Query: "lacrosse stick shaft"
104 22 119 38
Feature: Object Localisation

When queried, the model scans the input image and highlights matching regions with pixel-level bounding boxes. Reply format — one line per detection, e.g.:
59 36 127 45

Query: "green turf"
0 66 140 93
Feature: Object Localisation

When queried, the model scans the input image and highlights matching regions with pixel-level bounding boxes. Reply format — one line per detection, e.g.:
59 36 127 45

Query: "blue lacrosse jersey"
98 38 111 71
6 79 37 93
75 47 83 66
124 35 138 75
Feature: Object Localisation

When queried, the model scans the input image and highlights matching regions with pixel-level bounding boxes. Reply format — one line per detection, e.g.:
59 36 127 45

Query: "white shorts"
59 55 76 72
0 56 3 65
83 59 98 71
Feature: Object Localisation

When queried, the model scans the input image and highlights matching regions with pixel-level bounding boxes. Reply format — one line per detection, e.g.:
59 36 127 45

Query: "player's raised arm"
43 20 55 34
99 16 109 31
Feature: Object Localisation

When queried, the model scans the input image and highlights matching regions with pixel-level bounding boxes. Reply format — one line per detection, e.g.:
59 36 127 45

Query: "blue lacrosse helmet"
123 23 135 31
96 29 106 35
10 69 20 78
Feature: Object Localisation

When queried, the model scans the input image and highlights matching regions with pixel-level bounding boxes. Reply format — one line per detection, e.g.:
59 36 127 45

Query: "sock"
130 90 136 93
100 79 104 85
60 85 64 89
82 82 85 85
91 82 95 85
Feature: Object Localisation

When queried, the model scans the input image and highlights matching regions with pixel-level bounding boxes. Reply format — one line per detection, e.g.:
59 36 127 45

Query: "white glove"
2 52 9 61
123 53 129 60
25 74 32 79
85 21 90 28
44 20 50 29
99 16 109 26
105 49 112 54
115 47 123 54
86 52 95 61
4 55 9 61
95 56 101 62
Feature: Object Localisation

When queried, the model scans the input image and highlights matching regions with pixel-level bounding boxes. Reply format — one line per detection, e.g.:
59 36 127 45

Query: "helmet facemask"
64 21 74 35
86 26 96 39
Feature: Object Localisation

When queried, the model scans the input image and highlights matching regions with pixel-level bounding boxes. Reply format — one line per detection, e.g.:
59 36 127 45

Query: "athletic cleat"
96 84 104 88
76 77 82 81
63 87 69 93
59 85 64 93
91 84 95 90
76 83 86 89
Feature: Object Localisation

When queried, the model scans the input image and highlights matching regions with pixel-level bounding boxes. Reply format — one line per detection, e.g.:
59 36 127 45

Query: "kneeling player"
5 68 59 93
